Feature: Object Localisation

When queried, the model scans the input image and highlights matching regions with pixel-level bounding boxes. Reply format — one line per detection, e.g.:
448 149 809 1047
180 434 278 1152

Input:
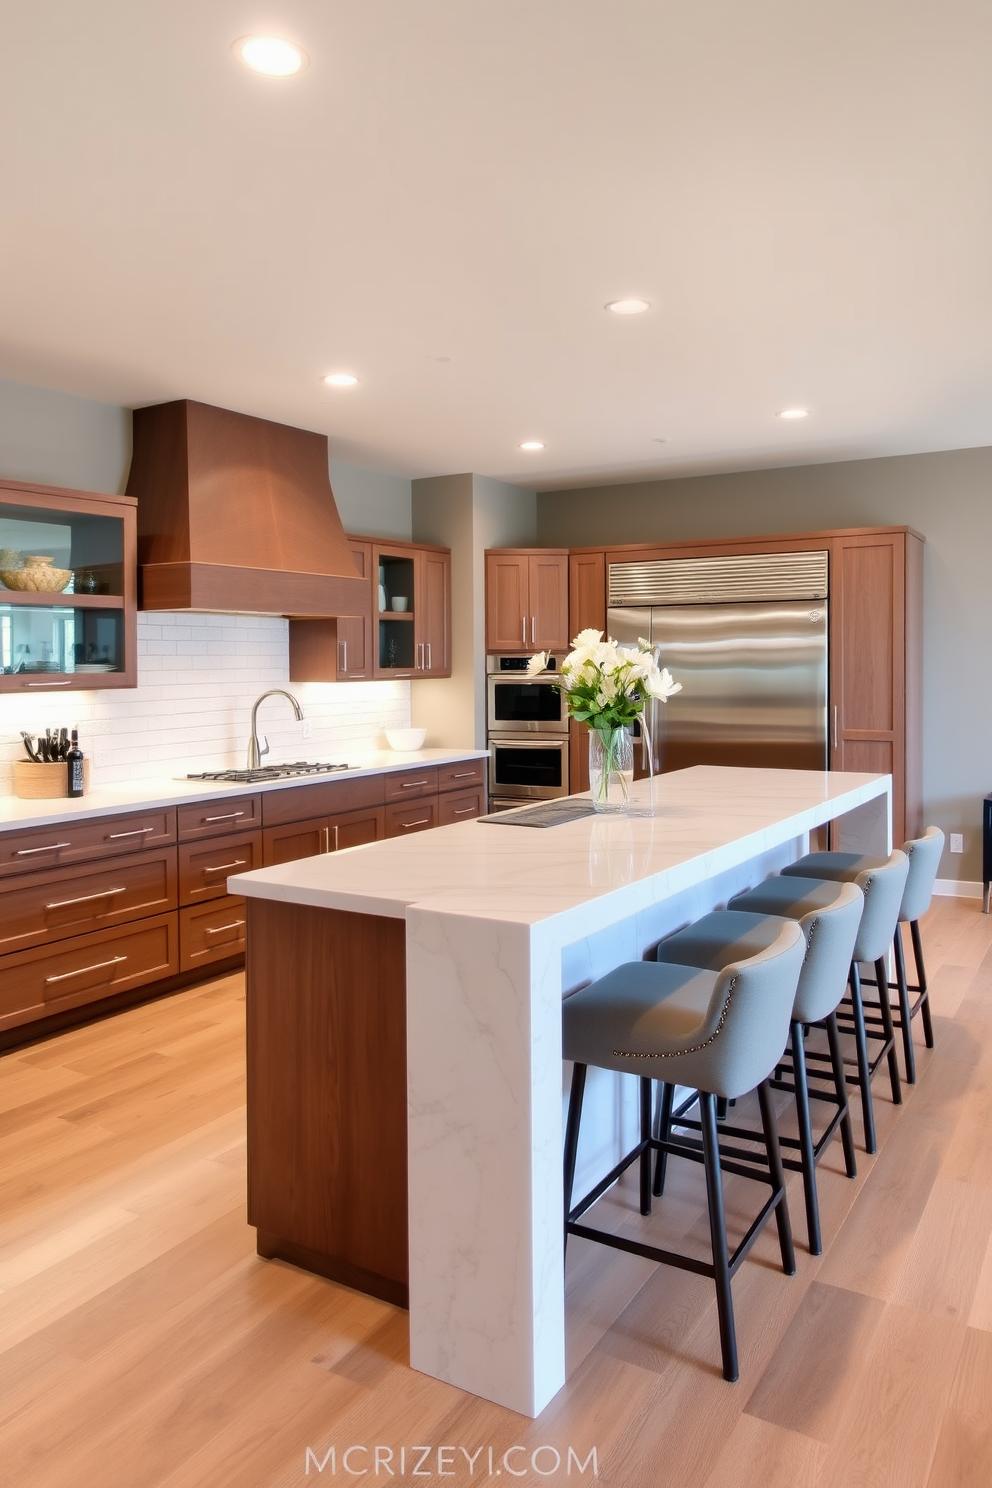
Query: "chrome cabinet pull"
531 616 536 644
522 615 526 645
26 680 73 687
333 824 339 850
203 859 247 874
15 841 71 856
341 640 348 673
107 826 155 839
833 705 838 750
427 642 432 669
205 920 245 936
453 806 476 816
45 887 126 910
203 812 245 824
46 954 126 985
450 771 476 779
401 780 429 789
400 818 430 828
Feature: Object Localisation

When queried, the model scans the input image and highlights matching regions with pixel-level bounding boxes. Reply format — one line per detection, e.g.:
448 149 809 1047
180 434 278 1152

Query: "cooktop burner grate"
186 762 354 784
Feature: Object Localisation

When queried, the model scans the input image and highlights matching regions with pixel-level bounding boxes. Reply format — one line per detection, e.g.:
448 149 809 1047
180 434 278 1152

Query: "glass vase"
588 724 634 813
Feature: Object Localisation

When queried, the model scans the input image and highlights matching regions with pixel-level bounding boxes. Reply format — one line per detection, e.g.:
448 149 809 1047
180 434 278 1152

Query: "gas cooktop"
186 762 355 784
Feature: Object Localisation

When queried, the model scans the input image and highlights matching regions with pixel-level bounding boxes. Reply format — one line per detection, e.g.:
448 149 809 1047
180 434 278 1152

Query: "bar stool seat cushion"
564 923 805 1099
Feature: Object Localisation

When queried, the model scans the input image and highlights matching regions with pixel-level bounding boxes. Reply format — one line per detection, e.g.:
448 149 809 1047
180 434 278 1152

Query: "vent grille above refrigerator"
608 550 828 607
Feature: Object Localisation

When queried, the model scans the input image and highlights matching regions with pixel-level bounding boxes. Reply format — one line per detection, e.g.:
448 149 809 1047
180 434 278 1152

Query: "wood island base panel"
246 900 409 1308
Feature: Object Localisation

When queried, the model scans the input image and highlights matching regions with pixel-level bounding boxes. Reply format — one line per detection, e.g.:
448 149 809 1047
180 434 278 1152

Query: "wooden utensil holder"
13 759 91 798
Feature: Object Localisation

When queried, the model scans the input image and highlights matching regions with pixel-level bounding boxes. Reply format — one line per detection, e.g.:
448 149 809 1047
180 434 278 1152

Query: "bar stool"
563 920 805 1382
652 882 863 1255
735 851 909 1153
782 828 944 1083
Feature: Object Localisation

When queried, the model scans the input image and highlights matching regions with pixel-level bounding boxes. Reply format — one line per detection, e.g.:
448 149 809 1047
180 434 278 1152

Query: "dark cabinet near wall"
484 549 569 654
288 536 451 683
0 478 138 692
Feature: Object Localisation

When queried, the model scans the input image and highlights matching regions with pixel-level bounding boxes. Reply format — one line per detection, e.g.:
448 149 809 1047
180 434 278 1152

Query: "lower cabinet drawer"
180 896 247 972
0 848 177 956
438 759 486 793
0 912 179 1030
385 796 438 837
438 786 486 825
179 830 262 906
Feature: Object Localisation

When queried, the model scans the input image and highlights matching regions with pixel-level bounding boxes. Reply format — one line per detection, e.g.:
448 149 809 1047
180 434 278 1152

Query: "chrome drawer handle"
26 680 73 687
15 842 71 856
46 887 126 910
46 954 126 985
204 812 245 823
450 771 476 779
401 780 429 789
205 920 246 935
107 827 155 839
453 807 476 816
400 818 430 828
203 859 247 873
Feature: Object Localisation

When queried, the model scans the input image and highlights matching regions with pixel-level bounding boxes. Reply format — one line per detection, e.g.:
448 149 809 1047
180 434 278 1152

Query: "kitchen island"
231 765 891 1417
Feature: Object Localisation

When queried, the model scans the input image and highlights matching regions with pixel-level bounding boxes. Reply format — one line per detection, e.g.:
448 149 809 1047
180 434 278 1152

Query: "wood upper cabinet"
830 530 922 848
417 548 451 675
288 540 373 684
373 539 452 679
484 549 569 653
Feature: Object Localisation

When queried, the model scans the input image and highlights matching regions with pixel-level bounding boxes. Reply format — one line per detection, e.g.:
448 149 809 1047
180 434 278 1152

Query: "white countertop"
0 748 490 831
231 764 890 932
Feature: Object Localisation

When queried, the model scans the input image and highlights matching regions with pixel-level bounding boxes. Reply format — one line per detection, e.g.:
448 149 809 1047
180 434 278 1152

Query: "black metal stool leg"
874 958 903 1106
653 1081 674 1196
563 1063 587 1256
790 1021 821 1255
639 1077 653 1216
699 1092 738 1383
757 1078 796 1277
849 963 877 1154
892 928 917 1083
911 919 934 1048
826 1010 858 1179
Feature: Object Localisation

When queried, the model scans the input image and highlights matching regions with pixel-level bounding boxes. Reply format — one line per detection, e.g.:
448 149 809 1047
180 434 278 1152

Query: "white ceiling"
1 1 990 489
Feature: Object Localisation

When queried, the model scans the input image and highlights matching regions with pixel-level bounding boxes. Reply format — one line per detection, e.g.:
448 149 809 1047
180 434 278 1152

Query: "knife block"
13 760 91 798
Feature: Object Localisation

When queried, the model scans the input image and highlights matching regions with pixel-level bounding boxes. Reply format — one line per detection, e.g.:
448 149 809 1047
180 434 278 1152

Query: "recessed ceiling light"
427 355 452 363
777 407 809 420
606 299 651 315
519 441 545 451
235 36 308 76
653 437 670 445
323 373 359 388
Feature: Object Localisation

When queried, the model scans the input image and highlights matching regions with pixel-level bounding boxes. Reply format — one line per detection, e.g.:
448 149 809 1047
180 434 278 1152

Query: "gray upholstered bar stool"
651 883 863 1255
735 850 909 1153
781 828 944 1082
563 921 805 1383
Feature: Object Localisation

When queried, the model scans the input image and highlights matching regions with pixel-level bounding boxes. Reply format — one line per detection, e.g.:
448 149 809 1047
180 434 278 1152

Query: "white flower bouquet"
528 630 681 809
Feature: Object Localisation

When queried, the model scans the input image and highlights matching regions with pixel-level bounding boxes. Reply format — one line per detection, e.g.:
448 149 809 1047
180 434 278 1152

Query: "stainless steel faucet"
247 689 304 769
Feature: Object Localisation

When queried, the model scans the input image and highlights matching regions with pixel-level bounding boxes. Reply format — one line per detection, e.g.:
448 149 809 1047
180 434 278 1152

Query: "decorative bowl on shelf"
385 727 427 752
0 555 72 592
390 596 408 612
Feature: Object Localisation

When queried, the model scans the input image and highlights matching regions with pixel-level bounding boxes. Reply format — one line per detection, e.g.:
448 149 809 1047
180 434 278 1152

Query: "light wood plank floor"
2 897 990 1487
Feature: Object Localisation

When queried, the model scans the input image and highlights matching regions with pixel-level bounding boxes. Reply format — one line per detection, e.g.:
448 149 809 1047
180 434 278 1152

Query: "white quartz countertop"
231 765 890 933
0 748 490 832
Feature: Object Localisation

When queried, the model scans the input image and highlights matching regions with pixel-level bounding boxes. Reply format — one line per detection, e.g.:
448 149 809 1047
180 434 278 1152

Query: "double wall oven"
487 655 569 808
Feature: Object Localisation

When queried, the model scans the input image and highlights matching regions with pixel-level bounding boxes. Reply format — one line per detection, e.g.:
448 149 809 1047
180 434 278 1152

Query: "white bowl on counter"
385 727 427 752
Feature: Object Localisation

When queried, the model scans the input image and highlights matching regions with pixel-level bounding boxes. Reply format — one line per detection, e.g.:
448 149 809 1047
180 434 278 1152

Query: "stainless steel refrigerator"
607 550 829 777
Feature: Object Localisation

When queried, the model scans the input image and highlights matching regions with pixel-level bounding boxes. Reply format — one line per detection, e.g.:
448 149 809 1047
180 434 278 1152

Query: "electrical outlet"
301 719 313 740
950 833 964 854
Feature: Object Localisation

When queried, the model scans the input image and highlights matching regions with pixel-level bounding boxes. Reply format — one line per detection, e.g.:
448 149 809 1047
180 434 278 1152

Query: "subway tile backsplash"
0 612 411 793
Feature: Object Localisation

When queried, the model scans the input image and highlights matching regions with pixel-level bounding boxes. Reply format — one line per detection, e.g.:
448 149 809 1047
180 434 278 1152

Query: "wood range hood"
127 399 367 616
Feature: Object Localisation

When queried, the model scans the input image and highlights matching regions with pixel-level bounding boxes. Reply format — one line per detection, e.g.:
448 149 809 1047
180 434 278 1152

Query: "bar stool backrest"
792 881 865 1024
900 826 945 923
852 850 909 963
688 922 805 1100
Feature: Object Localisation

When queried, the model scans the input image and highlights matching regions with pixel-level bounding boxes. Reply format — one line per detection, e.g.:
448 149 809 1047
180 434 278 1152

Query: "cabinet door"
569 551 606 643
830 533 906 845
339 541 373 678
528 553 569 652
418 550 451 675
262 817 329 867
485 553 529 651
327 806 385 852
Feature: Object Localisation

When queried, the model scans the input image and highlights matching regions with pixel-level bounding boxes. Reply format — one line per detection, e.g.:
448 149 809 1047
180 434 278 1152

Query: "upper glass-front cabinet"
0 479 138 692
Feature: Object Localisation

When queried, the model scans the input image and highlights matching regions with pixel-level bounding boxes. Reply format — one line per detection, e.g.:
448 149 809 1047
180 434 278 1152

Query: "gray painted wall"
0 377 131 493
412 474 536 747
538 446 992 885
329 458 412 540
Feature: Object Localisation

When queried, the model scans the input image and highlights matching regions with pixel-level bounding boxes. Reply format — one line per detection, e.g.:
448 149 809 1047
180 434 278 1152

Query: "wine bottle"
66 729 85 798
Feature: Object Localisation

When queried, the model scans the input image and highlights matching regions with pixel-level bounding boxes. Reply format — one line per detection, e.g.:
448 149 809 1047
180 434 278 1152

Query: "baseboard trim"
933 878 983 899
